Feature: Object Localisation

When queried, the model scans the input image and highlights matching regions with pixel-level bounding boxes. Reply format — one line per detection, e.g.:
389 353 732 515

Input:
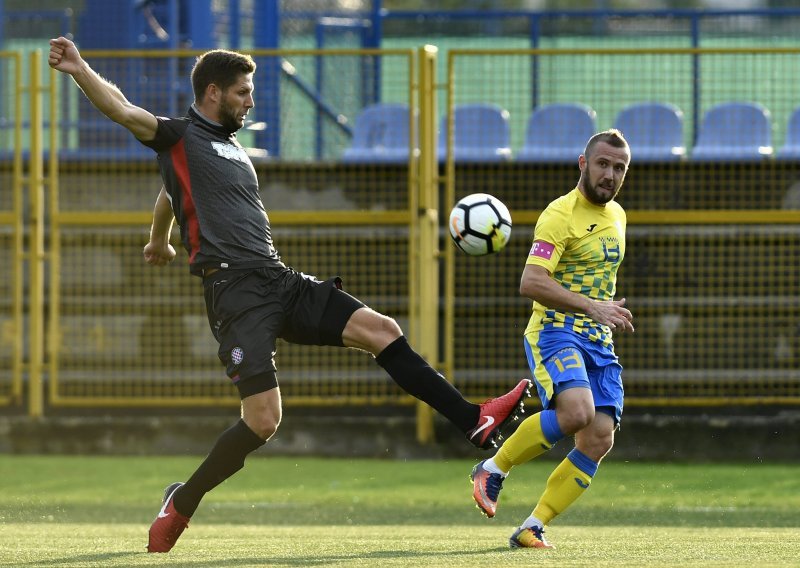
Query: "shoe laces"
484 471 504 501
526 524 547 542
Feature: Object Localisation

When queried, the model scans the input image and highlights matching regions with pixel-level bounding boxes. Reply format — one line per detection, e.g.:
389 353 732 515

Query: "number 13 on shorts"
545 347 589 391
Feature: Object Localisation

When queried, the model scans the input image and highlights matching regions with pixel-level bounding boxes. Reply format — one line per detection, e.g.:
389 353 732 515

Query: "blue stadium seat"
776 106 800 160
342 103 414 164
516 103 597 163
438 103 512 163
691 102 773 161
613 102 686 162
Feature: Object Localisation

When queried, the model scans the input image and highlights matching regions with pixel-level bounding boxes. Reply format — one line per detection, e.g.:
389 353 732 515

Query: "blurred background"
0 0 798 461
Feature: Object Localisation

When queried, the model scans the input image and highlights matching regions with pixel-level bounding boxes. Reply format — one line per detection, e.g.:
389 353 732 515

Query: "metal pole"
415 45 439 445
28 51 45 418
11 51 23 403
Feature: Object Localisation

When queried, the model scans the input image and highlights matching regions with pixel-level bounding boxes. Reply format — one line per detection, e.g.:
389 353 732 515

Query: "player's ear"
206 83 221 104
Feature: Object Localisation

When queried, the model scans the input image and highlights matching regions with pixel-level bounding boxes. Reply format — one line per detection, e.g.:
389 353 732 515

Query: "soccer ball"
448 193 512 256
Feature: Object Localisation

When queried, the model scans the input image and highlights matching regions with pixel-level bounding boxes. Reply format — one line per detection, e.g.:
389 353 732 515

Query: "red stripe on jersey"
171 139 201 262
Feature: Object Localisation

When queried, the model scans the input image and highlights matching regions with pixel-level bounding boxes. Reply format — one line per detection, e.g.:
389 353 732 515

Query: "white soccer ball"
448 193 512 256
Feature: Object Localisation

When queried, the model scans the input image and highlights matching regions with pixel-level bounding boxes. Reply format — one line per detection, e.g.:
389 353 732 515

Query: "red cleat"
147 482 190 553
467 379 531 449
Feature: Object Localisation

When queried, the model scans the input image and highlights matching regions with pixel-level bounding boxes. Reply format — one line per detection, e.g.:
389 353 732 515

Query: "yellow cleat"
509 525 555 549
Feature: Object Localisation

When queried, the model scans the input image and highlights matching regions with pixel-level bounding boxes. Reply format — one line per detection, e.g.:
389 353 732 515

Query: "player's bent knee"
369 311 402 338
345 308 402 353
599 434 614 455
244 415 280 441
241 393 282 440
559 406 595 435
581 440 613 462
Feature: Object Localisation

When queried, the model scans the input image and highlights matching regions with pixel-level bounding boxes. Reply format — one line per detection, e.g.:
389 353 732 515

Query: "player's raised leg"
342 304 530 449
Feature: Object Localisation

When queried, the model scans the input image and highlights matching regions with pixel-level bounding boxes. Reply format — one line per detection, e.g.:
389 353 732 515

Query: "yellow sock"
532 448 598 525
494 409 565 473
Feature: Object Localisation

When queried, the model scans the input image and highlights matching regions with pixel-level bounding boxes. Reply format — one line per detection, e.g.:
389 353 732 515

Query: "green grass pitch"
1 455 798 567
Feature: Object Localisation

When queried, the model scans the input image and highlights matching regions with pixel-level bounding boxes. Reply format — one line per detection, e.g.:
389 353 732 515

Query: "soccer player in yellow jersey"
470 129 635 549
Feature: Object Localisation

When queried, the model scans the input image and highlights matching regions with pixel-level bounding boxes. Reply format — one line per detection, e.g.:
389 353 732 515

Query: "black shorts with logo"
203 266 365 398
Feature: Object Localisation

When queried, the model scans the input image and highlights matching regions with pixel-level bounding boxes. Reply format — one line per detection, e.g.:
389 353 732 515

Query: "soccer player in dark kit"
48 36 531 553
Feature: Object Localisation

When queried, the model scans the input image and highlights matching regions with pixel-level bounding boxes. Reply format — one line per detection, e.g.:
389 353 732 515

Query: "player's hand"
143 241 176 267
588 297 634 333
48 37 83 75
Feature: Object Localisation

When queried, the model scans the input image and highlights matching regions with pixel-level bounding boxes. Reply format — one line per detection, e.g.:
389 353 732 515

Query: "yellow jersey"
524 187 626 347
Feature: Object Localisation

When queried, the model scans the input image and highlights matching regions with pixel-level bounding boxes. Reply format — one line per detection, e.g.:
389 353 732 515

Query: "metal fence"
2 47 800 426
0 51 22 407
442 48 800 406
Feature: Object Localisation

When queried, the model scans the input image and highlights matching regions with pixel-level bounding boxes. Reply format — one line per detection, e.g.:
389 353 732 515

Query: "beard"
581 175 620 205
218 99 244 132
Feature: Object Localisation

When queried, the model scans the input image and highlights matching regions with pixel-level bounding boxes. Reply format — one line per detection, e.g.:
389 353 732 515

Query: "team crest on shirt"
600 236 621 262
231 346 245 365
211 141 250 164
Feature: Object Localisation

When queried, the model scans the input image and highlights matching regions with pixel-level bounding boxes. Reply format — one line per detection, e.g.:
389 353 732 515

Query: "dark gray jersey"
141 106 283 276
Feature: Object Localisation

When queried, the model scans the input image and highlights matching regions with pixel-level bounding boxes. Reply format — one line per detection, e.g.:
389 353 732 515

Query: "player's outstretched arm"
48 36 158 142
143 187 176 267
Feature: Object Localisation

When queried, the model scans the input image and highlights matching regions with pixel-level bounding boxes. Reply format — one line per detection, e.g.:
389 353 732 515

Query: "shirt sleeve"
526 206 571 272
138 116 189 153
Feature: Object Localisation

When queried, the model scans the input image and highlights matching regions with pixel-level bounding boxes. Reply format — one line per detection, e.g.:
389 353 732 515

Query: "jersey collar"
188 104 236 136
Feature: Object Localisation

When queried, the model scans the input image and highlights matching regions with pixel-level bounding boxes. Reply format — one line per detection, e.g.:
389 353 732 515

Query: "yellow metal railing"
413 45 439 443
444 47 800 407
0 51 23 408
4 46 800 418
44 48 425 410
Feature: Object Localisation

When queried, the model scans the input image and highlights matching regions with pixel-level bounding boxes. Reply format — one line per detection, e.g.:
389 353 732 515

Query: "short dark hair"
191 49 256 103
584 128 629 159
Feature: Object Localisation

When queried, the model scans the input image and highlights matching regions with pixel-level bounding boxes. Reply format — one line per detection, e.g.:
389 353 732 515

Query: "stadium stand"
341 103 415 164
691 102 774 161
613 102 686 162
438 103 512 162
776 105 800 160
516 103 597 163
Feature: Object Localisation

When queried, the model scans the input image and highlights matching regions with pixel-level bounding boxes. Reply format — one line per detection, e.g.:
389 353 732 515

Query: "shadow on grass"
16 552 142 567
5 503 799 528
17 547 513 567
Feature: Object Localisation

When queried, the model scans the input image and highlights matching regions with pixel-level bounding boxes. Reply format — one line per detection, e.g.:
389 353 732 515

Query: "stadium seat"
613 102 686 162
516 103 597 163
438 103 512 162
342 103 415 164
691 102 773 161
776 106 800 160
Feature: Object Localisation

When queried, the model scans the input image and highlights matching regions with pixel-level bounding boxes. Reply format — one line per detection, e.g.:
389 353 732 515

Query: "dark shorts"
203 266 365 398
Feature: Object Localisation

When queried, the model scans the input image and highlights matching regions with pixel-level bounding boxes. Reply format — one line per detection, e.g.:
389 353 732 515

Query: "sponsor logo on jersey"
211 141 250 164
530 240 555 260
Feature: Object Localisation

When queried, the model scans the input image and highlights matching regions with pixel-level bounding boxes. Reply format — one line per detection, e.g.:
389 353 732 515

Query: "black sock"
375 336 478 432
172 419 266 517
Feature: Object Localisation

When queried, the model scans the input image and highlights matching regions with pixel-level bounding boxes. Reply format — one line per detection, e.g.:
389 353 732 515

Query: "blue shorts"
523 329 624 424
